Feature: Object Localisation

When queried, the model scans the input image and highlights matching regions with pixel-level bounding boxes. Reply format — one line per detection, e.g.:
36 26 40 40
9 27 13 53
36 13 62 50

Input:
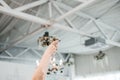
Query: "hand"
51 40 59 48
46 40 59 55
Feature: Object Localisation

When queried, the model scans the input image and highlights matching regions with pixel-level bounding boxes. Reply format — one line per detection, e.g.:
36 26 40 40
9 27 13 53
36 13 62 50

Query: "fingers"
47 40 59 54
46 40 59 54
51 40 59 47
46 44 57 55
51 45 57 50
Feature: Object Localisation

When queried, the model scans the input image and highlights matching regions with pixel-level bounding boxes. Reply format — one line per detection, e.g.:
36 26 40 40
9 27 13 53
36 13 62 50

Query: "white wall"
75 47 120 76
0 47 120 80
0 61 70 80
75 71 120 80
0 61 35 80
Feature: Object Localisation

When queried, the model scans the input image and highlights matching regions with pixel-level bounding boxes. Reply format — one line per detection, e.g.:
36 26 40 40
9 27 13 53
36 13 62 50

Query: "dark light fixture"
84 37 106 47
46 54 74 75
38 31 59 47
47 57 64 75
94 51 105 60
85 37 96 46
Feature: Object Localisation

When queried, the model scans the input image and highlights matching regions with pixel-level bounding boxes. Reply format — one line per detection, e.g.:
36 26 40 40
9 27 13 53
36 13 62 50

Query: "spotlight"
85 37 96 46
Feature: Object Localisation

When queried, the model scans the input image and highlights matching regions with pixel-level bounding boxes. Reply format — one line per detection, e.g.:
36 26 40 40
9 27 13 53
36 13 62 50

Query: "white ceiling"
0 0 120 55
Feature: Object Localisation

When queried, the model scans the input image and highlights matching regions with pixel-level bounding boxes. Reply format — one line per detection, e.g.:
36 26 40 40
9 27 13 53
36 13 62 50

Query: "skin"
32 40 59 80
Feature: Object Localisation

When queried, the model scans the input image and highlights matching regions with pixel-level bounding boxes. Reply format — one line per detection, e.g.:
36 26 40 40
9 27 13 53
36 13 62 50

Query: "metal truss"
0 46 42 64
0 0 120 52
0 42 70 65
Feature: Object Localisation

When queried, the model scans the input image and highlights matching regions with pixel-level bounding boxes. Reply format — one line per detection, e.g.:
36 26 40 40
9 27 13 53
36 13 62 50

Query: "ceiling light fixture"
37 24 60 47
93 51 109 68
37 30 59 47
46 54 74 75
47 57 64 75
94 51 105 60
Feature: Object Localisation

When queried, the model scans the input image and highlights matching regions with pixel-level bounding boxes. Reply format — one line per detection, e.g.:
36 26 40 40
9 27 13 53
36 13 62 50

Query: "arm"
32 40 58 80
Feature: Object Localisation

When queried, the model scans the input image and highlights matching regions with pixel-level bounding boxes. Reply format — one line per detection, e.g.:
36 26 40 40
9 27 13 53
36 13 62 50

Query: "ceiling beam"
14 0 48 11
53 1 77 29
106 40 120 47
5 50 13 57
31 49 42 57
15 48 30 57
55 0 95 22
0 55 36 63
53 2 110 40
0 5 120 50
54 1 120 48
55 1 120 32
0 0 11 9
48 1 52 19
0 0 67 36
96 19 118 32
79 19 92 30
0 42 41 50
0 0 27 36
10 0 37 14
0 19 19 36
93 21 109 39
0 6 92 52
0 26 44 52
25 4 48 34
0 0 18 27
76 0 87 3
0 6 49 24
55 1 93 19
0 6 93 37
111 31 118 40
